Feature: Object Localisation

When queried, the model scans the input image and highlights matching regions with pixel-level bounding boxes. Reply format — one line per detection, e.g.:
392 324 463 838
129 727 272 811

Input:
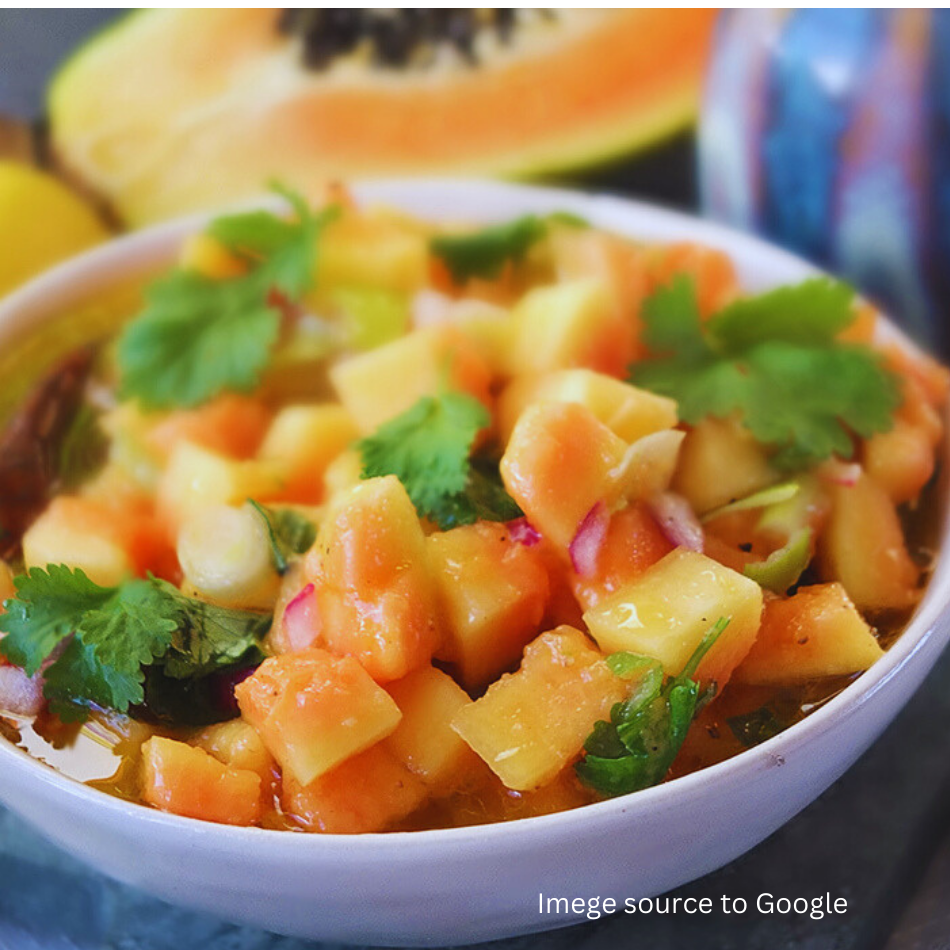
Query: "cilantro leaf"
247 500 317 575
431 215 547 283
118 186 335 410
0 567 269 721
576 618 729 798
727 705 784 748
631 277 902 470
357 392 521 529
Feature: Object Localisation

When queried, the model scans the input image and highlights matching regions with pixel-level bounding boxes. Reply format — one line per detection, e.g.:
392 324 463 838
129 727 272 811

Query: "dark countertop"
1 10 950 950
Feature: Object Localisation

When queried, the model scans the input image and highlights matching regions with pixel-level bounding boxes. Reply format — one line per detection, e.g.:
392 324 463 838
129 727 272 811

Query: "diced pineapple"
193 719 275 780
316 210 428 294
385 666 479 792
818 474 920 610
235 648 402 786
322 448 363 501
733 584 884 685
281 744 428 834
259 404 358 503
673 417 778 514
179 233 246 279
157 441 286 536
23 496 134 587
427 522 549 689
141 736 262 826
505 279 632 377
305 476 441 682
500 401 628 551
330 326 492 433
583 549 763 689
497 369 677 446
451 626 626 791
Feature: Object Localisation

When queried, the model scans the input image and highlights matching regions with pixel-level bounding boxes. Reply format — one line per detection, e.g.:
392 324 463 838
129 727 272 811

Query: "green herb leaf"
357 391 521 530
247 500 317 575
576 618 729 798
631 277 902 471
0 566 269 721
431 214 547 282
727 705 784 748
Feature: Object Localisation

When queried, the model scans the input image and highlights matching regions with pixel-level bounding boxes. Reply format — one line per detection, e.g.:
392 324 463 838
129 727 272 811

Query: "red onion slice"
817 458 862 486
649 492 704 553
508 517 541 547
0 665 44 716
570 503 610 577
282 583 319 653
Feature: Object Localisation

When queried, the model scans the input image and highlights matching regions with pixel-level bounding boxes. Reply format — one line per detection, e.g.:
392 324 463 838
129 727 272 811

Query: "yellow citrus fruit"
0 161 109 297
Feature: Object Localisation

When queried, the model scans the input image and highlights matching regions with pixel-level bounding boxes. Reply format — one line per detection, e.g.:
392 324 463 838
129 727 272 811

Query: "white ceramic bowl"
0 181 947 947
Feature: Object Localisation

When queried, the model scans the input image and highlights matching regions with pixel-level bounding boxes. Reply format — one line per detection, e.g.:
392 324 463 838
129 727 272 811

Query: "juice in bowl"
0 180 946 944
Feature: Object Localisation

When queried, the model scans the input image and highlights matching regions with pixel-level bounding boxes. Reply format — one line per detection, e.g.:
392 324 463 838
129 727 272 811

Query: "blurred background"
2 8 949 353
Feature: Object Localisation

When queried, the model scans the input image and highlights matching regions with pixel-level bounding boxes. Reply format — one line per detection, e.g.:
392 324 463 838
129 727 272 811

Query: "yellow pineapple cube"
193 719 275 780
583 548 763 689
451 626 626 791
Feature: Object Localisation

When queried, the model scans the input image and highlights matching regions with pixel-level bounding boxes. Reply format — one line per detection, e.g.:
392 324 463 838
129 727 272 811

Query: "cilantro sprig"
118 186 336 410
630 277 902 470
0 566 269 721
247 500 317 575
576 618 729 797
357 391 521 530
431 215 547 283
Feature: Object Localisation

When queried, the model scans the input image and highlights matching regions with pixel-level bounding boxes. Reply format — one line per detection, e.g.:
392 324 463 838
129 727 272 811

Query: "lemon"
0 161 109 297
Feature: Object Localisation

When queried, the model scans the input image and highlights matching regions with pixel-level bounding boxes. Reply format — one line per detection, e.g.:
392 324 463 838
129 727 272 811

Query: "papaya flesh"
49 9 717 224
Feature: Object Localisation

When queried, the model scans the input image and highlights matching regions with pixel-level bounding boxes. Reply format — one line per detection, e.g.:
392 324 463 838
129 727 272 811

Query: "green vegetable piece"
743 527 813 594
701 482 800 524
727 705 784 748
357 391 521 530
247 500 317 575
431 214 547 283
631 277 902 471
576 618 730 798
58 404 108 490
332 286 409 351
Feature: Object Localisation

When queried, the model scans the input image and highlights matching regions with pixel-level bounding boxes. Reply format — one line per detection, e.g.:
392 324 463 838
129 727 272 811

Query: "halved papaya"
49 9 718 224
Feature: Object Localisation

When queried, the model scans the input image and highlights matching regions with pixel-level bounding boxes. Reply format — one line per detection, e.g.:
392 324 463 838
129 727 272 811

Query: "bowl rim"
0 177 947 853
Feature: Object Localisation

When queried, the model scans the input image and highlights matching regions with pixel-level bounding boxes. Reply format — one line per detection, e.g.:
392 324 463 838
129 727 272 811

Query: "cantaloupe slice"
733 584 884 686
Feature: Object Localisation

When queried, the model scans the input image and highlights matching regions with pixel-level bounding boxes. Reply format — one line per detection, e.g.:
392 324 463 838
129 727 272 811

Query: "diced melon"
385 665 479 792
673 417 778 514
500 401 627 551
141 736 262 826
304 476 441 682
733 583 884 685
497 369 677 446
0 560 14 602
863 418 936 505
330 325 492 433
583 548 763 689
505 279 632 377
818 474 920 610
571 503 674 611
451 626 626 791
259 404 358 503
648 242 738 316
427 522 549 689
281 744 428 834
157 441 286 536
23 496 135 587
235 648 402 786
193 719 275 780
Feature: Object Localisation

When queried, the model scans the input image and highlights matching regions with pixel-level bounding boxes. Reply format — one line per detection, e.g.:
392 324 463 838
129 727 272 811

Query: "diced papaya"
505 279 633 378
0 560 14 602
145 394 272 462
672 417 778 514
427 522 549 689
281 743 428 834
141 736 262 826
330 325 492 433
235 648 402 786
303 476 441 682
497 369 677 446
451 626 626 791
647 242 738 317
863 418 936 505
193 719 276 780
385 665 479 793
733 583 884 686
157 441 286 537
571 503 674 611
818 474 920 611
500 402 627 551
583 548 763 689
258 404 358 503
